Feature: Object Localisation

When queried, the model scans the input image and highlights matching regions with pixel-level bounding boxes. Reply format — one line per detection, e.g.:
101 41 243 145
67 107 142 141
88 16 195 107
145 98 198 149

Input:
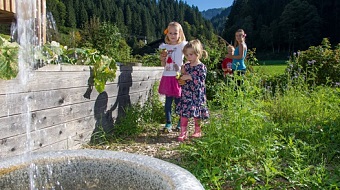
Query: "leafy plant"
287 38 340 87
0 36 19 79
1 38 118 93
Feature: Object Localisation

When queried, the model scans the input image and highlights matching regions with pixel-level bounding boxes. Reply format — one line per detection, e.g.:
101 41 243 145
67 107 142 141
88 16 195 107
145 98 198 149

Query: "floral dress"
176 62 209 119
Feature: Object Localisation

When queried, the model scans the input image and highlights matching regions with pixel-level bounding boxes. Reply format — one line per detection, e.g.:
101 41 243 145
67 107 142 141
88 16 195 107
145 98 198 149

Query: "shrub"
287 38 340 87
0 36 19 79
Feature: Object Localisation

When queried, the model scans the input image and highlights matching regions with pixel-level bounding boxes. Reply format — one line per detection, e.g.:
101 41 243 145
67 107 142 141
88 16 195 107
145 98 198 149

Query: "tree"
47 0 66 27
279 0 321 51
64 0 76 28
79 3 88 28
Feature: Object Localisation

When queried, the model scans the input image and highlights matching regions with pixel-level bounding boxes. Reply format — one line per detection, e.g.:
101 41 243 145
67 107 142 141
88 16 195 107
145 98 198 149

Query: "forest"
222 0 340 58
46 0 340 59
46 0 214 53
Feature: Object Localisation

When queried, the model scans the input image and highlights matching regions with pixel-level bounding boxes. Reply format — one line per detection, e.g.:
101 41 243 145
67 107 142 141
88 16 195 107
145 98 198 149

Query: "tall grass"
95 68 340 189
89 49 340 189
179 71 340 189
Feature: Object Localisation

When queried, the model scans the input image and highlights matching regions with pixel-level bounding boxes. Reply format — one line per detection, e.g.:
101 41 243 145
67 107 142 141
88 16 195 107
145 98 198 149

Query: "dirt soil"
84 123 196 163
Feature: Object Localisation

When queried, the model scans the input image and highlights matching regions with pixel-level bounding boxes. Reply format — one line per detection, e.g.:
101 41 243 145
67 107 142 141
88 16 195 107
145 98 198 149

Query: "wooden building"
0 0 46 45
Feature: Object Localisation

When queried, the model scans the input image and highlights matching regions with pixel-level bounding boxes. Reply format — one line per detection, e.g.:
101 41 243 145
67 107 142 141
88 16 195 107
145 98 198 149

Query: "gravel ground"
84 123 197 163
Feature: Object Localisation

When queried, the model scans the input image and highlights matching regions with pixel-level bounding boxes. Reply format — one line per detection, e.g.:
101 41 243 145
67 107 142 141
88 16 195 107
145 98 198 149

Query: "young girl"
176 39 209 142
158 22 187 133
226 29 247 86
227 29 247 71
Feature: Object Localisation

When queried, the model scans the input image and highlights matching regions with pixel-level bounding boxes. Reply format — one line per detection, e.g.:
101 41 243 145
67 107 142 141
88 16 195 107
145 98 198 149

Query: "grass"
180 75 340 189
258 59 287 65
89 63 340 189
253 59 288 76
254 65 287 76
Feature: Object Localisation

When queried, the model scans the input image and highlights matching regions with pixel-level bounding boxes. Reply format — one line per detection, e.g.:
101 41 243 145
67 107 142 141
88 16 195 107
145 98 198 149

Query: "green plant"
245 48 259 73
113 104 143 139
2 38 118 93
288 38 340 87
0 36 19 79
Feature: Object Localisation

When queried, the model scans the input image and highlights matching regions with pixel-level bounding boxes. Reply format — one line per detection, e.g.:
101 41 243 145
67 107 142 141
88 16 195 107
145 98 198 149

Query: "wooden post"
41 0 46 44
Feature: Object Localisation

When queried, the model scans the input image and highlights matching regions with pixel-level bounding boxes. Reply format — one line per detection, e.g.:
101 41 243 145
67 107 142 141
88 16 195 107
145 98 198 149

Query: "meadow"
101 43 340 189
254 60 287 76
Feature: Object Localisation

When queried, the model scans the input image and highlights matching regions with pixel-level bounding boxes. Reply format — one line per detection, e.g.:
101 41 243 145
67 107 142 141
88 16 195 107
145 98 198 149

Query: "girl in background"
226 29 247 88
176 39 209 142
159 22 187 133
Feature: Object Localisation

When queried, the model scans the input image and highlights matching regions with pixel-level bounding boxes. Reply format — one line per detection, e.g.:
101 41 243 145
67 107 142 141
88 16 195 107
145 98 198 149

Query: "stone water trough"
0 149 204 190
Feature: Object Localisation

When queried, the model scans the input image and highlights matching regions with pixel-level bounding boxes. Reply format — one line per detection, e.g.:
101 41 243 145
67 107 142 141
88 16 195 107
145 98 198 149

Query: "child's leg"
192 117 202 138
164 96 173 132
164 96 173 124
178 116 188 142
174 97 181 131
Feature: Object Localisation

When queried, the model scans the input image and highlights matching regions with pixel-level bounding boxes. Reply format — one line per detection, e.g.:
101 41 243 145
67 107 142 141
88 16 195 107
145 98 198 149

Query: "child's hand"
160 49 167 63
181 74 192 81
174 64 179 71
178 79 186 85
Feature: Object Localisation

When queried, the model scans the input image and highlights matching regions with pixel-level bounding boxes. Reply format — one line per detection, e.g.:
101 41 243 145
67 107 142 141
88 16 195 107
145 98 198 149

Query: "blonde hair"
227 44 235 52
183 39 208 60
234 29 246 47
164 22 186 44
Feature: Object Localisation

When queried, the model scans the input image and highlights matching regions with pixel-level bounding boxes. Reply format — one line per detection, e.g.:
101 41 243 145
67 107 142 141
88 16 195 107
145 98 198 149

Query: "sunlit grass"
89 60 340 190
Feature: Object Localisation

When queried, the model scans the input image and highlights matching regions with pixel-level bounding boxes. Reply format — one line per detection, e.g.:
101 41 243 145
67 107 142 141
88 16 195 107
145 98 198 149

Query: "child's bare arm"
160 49 167 66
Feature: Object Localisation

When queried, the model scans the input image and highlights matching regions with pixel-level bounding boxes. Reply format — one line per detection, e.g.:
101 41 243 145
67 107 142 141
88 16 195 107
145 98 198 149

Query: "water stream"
16 0 37 189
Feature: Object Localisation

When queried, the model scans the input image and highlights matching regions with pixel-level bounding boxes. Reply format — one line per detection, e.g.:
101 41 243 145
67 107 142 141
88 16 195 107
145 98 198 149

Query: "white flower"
50 41 60 47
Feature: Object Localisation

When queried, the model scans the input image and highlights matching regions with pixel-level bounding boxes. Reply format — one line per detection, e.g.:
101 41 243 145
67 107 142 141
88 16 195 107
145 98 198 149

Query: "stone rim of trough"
0 149 204 190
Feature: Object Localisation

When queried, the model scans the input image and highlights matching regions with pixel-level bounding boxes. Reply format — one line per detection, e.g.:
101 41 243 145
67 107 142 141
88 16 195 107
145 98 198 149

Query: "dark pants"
232 70 246 90
165 96 180 124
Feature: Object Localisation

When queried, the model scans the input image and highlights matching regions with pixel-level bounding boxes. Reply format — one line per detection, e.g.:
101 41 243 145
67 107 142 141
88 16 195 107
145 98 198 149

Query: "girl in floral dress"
176 39 209 142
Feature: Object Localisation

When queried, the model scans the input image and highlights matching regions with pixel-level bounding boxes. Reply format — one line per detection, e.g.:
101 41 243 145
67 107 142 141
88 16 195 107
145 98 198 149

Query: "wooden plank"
0 116 95 158
0 65 163 157
0 0 15 13
0 79 156 118
0 66 163 94
0 86 153 139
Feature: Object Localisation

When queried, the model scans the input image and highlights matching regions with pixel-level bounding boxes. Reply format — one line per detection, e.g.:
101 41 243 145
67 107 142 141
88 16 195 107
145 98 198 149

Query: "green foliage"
99 82 164 140
81 19 131 63
113 105 144 139
138 82 164 124
0 36 19 80
287 38 340 87
245 48 259 73
50 0 214 52
254 65 287 76
201 36 229 100
1 38 117 93
180 74 340 189
88 52 117 93
139 51 161 67
42 43 117 93
223 0 339 55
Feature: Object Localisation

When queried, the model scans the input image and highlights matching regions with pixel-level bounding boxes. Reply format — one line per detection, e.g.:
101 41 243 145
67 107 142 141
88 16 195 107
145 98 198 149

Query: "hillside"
210 6 232 35
201 8 226 20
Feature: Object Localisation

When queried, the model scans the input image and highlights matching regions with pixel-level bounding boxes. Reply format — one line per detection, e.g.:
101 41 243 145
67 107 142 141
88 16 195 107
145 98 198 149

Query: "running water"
16 0 38 189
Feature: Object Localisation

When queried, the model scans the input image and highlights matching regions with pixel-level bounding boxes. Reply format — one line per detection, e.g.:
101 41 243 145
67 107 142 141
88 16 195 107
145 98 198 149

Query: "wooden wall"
0 0 46 44
0 65 163 158
0 0 15 23
0 0 15 13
